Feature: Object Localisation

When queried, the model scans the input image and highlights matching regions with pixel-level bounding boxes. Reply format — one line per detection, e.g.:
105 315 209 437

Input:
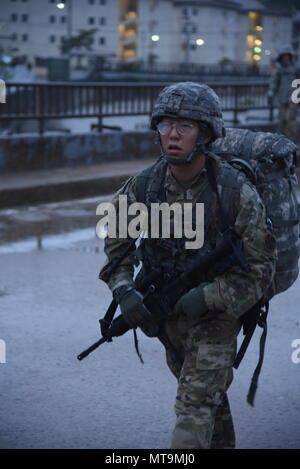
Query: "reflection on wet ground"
1 190 299 254
0 196 111 253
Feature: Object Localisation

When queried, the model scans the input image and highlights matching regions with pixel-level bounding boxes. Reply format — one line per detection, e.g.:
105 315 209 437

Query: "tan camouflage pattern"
99 151 277 449
99 176 138 292
211 393 236 449
203 181 276 317
164 308 239 448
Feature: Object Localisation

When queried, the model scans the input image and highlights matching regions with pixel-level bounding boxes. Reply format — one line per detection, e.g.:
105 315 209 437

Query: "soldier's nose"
169 126 180 138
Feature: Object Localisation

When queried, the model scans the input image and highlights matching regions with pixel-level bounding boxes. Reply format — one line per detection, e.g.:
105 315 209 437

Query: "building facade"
0 0 295 69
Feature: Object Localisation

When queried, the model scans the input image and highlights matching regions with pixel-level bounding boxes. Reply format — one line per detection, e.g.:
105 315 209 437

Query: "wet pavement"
0 196 300 449
0 196 109 250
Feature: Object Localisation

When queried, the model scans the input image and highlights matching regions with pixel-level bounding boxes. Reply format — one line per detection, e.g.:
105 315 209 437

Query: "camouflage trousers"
165 313 241 449
278 103 298 142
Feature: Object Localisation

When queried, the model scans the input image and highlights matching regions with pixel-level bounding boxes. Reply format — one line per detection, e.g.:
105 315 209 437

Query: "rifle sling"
246 301 269 406
98 157 269 407
99 299 118 339
205 156 230 233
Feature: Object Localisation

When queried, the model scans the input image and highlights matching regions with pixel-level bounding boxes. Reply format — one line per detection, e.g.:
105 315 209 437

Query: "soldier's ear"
204 127 213 144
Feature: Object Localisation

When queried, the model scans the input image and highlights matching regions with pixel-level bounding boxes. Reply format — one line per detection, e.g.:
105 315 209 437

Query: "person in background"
268 46 300 142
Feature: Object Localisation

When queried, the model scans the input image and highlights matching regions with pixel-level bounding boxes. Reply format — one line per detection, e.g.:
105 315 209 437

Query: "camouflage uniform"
268 47 300 141
99 83 277 449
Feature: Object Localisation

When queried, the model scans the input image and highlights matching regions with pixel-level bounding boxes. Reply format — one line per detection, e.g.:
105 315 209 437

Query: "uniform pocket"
196 343 236 370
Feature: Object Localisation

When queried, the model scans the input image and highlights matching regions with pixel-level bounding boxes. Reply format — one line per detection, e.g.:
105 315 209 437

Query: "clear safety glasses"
157 120 198 136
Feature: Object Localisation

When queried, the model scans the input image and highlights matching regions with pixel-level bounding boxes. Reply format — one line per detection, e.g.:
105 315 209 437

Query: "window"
192 7 197 16
99 17 106 25
49 35 56 43
89 0 95 4
88 17 95 25
99 0 106 5
61 16 66 23
11 33 18 40
22 14 28 22
11 13 18 22
49 15 56 23
22 33 28 41
99 37 106 45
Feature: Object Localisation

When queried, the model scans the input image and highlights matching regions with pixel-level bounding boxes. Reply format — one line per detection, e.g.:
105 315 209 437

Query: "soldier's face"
158 117 209 161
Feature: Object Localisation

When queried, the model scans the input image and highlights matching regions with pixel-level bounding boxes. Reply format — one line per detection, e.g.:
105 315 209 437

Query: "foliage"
60 28 98 55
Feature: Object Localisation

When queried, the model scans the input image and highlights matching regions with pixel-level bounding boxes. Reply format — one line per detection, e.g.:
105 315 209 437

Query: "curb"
0 173 134 208
1 161 299 210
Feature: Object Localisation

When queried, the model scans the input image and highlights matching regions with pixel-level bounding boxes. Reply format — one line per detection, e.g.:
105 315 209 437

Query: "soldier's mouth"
168 145 182 154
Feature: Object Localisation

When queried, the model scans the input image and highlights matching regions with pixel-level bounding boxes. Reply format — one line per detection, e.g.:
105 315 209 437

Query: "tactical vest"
134 155 247 287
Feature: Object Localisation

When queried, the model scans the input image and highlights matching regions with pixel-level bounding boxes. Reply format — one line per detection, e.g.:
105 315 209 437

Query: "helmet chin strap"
157 130 208 166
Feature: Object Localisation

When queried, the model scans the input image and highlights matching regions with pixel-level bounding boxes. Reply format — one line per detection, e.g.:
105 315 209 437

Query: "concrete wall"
0 131 158 173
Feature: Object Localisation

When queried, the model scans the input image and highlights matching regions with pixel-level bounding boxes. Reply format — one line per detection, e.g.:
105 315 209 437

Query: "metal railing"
0 81 273 135
94 61 271 77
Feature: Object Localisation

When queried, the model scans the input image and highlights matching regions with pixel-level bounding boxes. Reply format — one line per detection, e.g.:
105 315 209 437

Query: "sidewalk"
0 157 299 209
0 159 156 208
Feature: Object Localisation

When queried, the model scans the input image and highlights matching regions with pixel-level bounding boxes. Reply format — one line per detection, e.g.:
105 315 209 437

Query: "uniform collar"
165 152 221 194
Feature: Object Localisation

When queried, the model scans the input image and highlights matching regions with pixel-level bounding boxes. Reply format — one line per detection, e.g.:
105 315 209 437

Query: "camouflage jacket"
99 153 277 320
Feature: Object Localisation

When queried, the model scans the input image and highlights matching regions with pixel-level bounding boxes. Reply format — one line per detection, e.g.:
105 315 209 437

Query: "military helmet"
276 46 294 62
150 81 225 141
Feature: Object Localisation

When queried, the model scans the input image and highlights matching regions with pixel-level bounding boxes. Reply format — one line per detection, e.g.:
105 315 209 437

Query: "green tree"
60 28 98 55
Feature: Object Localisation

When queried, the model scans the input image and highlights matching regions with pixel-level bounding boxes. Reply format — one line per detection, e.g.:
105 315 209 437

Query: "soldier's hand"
174 284 209 323
114 286 159 337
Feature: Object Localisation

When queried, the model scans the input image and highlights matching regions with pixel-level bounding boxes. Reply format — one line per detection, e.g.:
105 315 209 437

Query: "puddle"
0 195 112 247
0 227 99 254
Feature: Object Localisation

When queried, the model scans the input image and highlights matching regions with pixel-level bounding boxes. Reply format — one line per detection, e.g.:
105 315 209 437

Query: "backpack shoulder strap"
240 129 257 159
136 157 167 204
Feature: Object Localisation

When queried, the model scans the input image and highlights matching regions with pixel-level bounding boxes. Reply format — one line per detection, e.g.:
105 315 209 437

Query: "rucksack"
211 128 300 404
135 128 300 405
211 127 300 301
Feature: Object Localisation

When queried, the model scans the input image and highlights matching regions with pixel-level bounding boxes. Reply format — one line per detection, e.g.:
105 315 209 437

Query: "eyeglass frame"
156 118 206 136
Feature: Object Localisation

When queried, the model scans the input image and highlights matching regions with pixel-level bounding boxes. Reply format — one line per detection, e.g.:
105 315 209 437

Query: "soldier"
99 82 277 449
268 46 300 142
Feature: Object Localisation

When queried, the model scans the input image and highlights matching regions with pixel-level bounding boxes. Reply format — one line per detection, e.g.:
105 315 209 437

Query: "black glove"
114 286 159 337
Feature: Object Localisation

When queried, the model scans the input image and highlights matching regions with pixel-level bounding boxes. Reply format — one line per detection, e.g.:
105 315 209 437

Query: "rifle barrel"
77 336 107 361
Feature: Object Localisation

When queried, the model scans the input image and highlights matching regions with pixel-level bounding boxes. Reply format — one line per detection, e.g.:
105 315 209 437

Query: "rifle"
77 227 248 361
